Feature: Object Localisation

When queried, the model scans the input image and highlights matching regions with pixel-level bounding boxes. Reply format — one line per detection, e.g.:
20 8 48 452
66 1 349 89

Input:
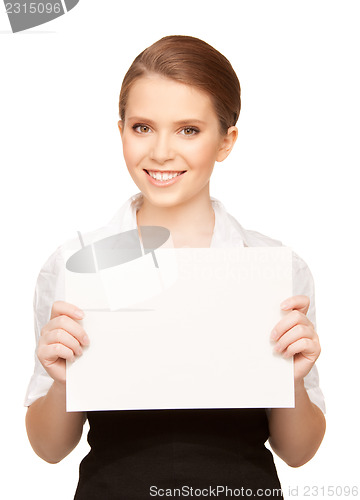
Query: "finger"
273 324 315 354
38 343 76 365
50 300 85 321
271 309 312 341
282 337 320 360
44 315 89 346
280 295 310 315
44 329 83 357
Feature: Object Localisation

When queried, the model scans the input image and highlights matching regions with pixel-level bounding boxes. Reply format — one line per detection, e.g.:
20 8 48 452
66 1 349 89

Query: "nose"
150 132 175 164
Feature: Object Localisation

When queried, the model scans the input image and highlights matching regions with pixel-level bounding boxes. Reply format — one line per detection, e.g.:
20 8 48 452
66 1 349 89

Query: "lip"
144 169 186 187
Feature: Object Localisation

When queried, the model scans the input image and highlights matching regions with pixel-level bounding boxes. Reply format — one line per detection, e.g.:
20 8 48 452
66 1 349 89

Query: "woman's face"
118 75 237 209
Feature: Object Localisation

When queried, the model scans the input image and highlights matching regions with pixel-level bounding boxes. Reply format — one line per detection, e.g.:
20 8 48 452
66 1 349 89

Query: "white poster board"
65 247 293 411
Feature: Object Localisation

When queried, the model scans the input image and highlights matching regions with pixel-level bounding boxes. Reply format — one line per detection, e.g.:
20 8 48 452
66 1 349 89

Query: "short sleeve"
24 246 66 407
292 252 326 414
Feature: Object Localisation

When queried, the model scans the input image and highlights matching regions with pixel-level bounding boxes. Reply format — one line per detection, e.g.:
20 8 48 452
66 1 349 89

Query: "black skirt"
74 408 283 499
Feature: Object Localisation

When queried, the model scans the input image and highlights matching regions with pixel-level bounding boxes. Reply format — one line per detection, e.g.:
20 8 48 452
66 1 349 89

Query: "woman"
25 35 326 499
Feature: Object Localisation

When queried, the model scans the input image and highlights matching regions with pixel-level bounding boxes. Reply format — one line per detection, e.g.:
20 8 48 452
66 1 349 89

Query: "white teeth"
148 171 182 181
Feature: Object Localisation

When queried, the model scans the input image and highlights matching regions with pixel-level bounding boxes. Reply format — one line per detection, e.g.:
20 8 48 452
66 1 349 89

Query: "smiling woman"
25 34 325 500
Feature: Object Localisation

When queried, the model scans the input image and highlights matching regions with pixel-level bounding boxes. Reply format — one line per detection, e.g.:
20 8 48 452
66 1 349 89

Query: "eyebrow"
126 117 207 127
173 119 207 126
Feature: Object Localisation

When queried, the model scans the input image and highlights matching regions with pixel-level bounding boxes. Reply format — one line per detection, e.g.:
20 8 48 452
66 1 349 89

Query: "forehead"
125 75 218 123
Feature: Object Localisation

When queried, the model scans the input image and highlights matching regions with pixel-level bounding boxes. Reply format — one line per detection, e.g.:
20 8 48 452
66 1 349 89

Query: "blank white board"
66 247 294 411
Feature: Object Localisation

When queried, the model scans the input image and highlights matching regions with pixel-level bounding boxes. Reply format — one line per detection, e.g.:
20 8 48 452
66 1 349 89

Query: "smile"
145 170 185 181
144 169 186 187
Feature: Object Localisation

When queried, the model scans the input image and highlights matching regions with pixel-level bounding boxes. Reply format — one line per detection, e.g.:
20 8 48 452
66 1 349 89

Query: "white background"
1 1 359 499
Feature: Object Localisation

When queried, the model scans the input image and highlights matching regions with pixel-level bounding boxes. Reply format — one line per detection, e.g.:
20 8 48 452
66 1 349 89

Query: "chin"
143 191 189 209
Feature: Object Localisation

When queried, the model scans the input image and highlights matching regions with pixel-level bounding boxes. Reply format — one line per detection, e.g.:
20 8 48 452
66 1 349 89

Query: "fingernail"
75 309 84 319
83 334 90 346
280 302 290 310
270 329 277 341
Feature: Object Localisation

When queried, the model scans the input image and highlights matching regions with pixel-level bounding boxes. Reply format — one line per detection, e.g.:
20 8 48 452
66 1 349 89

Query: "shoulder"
224 207 312 273
212 197 283 248
222 206 283 248
53 194 138 260
36 195 137 298
219 202 315 296
234 224 283 248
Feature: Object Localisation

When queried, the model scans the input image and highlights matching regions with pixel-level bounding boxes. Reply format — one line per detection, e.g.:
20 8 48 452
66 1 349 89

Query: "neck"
136 187 215 248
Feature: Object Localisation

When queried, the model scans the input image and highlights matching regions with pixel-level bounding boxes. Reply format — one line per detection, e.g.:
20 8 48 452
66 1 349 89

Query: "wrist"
294 377 305 394
51 379 67 398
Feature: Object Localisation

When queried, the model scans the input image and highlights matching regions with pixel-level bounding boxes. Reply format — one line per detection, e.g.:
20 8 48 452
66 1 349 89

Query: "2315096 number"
5 2 62 14
303 485 359 496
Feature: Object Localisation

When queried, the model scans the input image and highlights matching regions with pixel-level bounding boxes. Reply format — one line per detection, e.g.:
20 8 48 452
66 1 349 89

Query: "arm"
25 301 89 464
268 380 325 467
26 381 86 464
268 295 326 467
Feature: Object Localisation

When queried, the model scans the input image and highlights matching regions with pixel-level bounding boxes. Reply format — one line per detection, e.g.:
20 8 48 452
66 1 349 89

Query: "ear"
216 126 238 162
118 120 124 138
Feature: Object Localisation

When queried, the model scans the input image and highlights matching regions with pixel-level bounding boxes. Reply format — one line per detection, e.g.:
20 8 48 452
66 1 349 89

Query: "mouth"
144 169 186 181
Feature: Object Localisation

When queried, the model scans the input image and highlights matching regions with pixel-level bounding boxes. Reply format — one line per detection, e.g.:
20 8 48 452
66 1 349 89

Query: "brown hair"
119 35 241 134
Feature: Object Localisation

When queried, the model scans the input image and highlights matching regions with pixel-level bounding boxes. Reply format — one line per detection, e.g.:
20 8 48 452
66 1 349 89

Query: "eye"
180 127 199 136
133 124 151 134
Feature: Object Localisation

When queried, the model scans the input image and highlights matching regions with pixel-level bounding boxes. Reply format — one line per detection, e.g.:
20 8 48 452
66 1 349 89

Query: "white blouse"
24 193 326 414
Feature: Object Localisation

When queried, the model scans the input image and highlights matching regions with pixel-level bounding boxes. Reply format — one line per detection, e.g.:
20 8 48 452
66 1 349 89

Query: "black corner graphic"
4 0 80 33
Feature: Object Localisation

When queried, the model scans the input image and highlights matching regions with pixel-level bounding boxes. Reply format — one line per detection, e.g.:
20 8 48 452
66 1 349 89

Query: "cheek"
122 137 143 166
185 138 219 167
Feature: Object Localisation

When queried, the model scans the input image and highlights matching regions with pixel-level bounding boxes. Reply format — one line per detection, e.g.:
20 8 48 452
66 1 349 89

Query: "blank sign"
66 247 294 412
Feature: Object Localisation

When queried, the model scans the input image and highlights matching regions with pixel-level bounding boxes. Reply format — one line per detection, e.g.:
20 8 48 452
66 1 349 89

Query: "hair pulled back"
119 35 241 134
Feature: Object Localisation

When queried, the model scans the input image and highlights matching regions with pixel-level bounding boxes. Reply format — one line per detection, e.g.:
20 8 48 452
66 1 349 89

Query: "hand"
37 301 90 385
270 295 321 382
